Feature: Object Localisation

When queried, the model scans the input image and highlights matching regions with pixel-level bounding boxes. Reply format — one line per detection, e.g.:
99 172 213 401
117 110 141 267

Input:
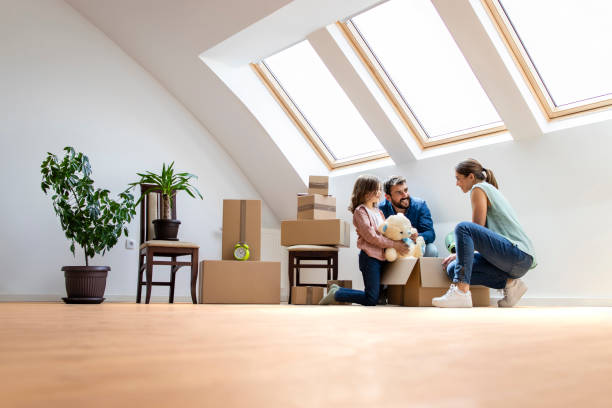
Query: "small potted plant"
41 147 136 304
130 162 203 240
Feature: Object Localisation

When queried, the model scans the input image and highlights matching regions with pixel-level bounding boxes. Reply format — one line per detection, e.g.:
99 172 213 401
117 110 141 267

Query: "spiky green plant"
130 162 203 219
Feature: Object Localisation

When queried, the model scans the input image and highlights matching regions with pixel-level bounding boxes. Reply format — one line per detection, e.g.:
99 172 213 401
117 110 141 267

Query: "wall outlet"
125 238 135 250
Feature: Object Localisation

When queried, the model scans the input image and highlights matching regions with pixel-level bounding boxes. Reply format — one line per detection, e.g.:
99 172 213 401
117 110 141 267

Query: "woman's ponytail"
456 158 498 189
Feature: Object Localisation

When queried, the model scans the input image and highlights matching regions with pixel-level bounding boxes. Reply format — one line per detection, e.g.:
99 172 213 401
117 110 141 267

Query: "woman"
433 159 537 308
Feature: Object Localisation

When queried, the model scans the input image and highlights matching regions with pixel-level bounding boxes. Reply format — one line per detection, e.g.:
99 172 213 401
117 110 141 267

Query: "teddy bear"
378 214 426 262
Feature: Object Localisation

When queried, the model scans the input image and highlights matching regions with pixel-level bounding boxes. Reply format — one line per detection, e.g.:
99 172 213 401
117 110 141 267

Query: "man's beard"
392 197 409 210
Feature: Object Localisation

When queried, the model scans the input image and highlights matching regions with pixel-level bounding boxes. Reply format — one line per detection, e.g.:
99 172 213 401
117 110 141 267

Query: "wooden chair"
136 184 199 304
287 245 338 304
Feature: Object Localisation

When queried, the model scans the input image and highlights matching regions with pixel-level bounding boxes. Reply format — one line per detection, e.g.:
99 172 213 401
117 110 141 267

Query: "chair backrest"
139 184 177 244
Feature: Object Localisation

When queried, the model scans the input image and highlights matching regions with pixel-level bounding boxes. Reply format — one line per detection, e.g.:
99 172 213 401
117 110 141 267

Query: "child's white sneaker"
498 279 527 307
432 284 473 308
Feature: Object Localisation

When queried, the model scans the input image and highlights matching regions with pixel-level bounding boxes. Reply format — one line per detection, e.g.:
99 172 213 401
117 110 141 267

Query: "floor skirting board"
1 294 612 306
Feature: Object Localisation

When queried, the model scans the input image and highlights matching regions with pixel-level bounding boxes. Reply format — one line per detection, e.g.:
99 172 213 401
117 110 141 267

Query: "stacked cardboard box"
381 257 490 307
199 199 281 304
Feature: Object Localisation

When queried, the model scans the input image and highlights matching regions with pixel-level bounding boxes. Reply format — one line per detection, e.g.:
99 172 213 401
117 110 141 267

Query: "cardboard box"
222 200 261 261
281 219 350 247
297 194 336 220
327 280 352 305
199 260 280 304
290 286 324 305
381 257 490 307
308 175 329 196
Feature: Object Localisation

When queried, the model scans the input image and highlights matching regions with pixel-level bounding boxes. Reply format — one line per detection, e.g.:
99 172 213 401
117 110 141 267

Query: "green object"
233 242 250 261
130 162 203 220
445 231 456 254
469 182 536 268
41 147 136 266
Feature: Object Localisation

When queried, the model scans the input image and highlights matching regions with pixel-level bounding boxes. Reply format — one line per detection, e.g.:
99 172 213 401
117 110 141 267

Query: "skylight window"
484 0 612 118
255 40 387 168
345 0 504 146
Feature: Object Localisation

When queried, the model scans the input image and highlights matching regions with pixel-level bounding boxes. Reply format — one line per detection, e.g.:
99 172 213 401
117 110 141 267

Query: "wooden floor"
1 303 612 407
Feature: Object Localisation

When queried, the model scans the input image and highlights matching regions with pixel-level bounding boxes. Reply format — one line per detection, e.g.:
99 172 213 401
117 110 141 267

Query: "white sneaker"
498 279 527 307
432 284 473 308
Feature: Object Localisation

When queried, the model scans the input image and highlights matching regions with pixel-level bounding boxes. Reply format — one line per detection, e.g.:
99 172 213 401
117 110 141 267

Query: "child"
319 175 410 306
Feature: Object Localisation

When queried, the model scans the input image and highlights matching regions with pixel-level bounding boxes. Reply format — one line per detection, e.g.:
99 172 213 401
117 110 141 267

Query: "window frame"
338 20 507 150
482 0 612 120
251 61 389 170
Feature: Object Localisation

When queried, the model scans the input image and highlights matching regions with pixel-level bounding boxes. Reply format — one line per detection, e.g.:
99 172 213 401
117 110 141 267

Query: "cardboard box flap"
418 257 452 288
380 258 418 285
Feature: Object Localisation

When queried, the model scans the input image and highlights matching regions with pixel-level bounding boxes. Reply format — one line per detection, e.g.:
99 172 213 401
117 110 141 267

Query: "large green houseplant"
41 147 136 303
130 162 203 241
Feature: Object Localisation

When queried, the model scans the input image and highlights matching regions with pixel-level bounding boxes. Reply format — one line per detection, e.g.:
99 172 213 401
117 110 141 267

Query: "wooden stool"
137 240 199 304
288 245 338 304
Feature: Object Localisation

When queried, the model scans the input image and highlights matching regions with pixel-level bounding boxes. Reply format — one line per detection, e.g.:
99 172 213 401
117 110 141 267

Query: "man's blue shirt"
379 197 436 244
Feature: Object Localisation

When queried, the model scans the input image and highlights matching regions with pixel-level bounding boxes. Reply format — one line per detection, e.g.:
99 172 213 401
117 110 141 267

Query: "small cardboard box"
327 280 352 305
297 194 336 220
281 219 350 247
199 260 280 304
222 199 261 261
290 286 324 305
308 175 329 196
381 257 490 307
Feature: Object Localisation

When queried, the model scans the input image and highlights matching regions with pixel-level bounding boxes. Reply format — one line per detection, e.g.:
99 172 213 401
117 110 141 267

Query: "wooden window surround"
337 20 507 151
482 0 612 120
251 61 390 170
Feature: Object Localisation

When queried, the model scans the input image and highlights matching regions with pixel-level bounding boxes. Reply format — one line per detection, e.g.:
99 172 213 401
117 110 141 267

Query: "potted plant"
41 147 136 304
130 162 203 240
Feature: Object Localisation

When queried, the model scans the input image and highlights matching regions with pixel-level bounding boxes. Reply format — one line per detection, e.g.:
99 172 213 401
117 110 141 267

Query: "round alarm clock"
233 242 250 261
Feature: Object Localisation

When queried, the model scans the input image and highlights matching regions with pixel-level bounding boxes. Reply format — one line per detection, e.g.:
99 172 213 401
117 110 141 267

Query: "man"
379 176 438 257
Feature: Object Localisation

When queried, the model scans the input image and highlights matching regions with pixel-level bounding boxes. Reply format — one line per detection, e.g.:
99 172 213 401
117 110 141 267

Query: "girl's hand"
393 240 410 256
442 254 457 269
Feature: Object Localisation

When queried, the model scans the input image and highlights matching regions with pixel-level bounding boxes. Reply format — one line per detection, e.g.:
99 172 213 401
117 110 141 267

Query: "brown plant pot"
62 266 110 303
153 219 181 241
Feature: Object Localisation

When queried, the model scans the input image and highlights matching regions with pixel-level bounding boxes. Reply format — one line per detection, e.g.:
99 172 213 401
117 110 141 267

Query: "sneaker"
377 285 388 305
498 279 527 308
319 285 340 305
432 284 473 308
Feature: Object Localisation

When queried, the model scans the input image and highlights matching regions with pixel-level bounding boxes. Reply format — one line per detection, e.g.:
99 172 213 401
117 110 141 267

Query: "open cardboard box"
381 257 490 307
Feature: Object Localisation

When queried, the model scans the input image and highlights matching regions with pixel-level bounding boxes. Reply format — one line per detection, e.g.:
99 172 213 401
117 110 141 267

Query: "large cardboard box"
308 175 329 195
222 200 261 261
281 219 350 247
199 260 280 304
381 257 490 307
290 286 324 305
327 280 352 305
297 194 336 220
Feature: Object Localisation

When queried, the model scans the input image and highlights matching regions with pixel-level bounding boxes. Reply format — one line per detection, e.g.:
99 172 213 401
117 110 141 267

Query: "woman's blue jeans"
447 222 533 289
334 251 384 306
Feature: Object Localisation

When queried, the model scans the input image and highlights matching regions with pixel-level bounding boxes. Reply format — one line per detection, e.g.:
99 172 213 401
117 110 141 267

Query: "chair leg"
145 248 153 304
136 252 144 303
190 248 199 304
169 257 177 304
332 252 338 281
288 252 294 304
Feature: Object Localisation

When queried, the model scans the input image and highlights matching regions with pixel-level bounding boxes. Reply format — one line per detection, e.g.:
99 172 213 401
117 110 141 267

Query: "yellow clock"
233 242 250 261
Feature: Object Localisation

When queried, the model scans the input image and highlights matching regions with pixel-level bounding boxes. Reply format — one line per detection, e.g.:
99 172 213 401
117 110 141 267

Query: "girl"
319 175 409 306
433 159 537 308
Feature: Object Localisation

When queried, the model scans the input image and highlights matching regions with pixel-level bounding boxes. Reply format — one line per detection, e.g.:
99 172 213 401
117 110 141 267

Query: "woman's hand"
442 253 457 269
393 240 410 256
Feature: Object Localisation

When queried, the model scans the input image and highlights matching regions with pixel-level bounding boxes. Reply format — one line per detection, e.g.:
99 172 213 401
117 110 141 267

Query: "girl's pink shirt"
352 204 395 261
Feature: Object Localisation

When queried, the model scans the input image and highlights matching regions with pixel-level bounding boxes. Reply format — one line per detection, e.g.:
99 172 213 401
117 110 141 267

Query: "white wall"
0 0 280 300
